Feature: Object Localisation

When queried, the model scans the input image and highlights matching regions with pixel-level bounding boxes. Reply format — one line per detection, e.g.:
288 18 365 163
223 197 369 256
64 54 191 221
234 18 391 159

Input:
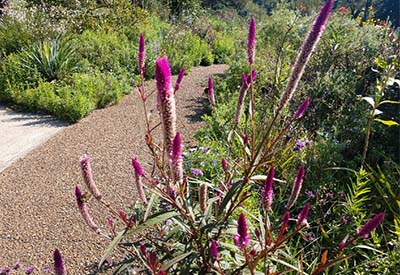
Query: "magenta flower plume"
294 96 311 119
131 157 147 204
208 77 215 106
233 213 250 249
210 240 219 259
357 212 385 238
80 154 102 200
286 164 305 209
75 185 100 233
247 70 257 84
276 0 333 116
278 211 290 239
174 67 185 93
235 71 257 125
170 132 183 183
296 203 310 227
221 158 227 171
247 16 256 66
156 56 176 155
53 249 66 275
261 166 274 212
138 33 145 75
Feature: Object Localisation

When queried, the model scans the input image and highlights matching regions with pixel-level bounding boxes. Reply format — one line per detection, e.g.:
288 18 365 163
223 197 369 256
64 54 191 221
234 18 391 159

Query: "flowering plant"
72 1 385 274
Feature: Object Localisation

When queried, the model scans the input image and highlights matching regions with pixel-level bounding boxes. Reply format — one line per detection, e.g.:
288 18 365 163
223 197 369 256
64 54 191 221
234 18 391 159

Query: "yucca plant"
20 35 78 82
72 1 385 274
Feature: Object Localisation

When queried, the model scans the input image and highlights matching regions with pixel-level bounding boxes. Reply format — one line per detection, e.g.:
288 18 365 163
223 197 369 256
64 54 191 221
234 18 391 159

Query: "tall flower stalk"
53 249 66 275
75 185 100 233
286 165 305 209
132 157 148 204
156 56 176 158
275 0 333 117
80 154 102 200
170 132 183 184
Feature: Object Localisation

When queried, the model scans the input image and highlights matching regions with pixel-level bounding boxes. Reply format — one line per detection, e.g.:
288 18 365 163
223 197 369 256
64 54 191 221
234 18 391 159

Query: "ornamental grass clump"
73 1 384 273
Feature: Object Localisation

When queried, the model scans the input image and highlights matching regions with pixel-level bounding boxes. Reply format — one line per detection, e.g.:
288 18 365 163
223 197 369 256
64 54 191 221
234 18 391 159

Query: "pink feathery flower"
286 164 305 209
170 132 183 183
156 56 176 155
294 96 311 119
210 240 219 259
53 249 66 275
357 212 385 238
138 33 145 75
233 213 250 249
261 166 274 212
80 154 102 200
247 16 256 66
278 211 290 239
199 183 208 213
208 77 215 106
247 70 257 84
174 67 185 93
75 185 100 233
296 203 310 227
276 0 333 116
221 158 227 171
235 71 257 125
131 157 147 204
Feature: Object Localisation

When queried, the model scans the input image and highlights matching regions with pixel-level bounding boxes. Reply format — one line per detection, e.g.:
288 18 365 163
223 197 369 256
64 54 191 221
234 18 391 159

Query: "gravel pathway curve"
0 64 228 274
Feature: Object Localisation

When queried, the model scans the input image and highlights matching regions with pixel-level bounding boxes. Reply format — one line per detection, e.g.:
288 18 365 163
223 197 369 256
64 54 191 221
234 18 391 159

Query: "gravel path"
0 64 228 274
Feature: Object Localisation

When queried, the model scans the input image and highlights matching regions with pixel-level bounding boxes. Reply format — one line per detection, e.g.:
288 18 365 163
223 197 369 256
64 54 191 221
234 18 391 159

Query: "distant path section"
0 106 68 173
0 64 228 274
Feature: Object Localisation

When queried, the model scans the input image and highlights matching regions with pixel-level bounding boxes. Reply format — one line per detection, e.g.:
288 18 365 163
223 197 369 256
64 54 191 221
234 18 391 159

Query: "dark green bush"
212 32 235 63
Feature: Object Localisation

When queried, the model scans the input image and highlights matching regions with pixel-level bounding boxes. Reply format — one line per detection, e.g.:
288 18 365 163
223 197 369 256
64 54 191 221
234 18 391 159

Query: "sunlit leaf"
99 229 126 268
374 119 399 126
161 251 194 270
379 100 400 105
321 250 328 264
373 109 383 116
361 97 375 107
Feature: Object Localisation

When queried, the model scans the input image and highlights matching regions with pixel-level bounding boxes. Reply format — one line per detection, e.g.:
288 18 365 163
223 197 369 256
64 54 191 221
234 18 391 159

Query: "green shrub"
0 16 32 55
20 35 79 82
212 32 235 63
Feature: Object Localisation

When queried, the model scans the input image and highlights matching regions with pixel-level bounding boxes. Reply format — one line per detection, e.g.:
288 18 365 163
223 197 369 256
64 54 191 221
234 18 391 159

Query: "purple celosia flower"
261 166 274 212
221 158 227 171
293 140 306 151
174 67 185 92
286 164 305 209
297 203 310 227
199 183 208 213
53 249 66 275
305 190 315 199
170 132 183 183
235 71 257 125
276 0 333 116
190 168 203 177
140 243 147 256
24 266 34 275
138 33 145 75
208 77 215 106
210 240 219 259
338 234 350 250
156 56 176 155
243 133 249 145
75 185 100 233
357 212 385 238
294 96 311 119
131 157 147 204
80 154 102 200
233 213 250 249
247 16 256 66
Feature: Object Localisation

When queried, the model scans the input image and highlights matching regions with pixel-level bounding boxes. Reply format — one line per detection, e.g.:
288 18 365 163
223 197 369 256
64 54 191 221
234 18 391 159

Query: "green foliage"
212 32 235 64
20 35 78 82
0 16 32 55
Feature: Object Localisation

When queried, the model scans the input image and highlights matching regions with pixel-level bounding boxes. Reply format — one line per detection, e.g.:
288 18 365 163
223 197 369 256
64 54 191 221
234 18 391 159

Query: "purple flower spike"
233 213 250 249
131 157 147 204
138 33 145 75
294 96 311 119
208 77 216 106
286 164 305 209
276 0 333 116
210 240 219 259
247 70 257 84
261 166 274 212
80 154 102 200
247 16 256 66
156 56 176 155
174 67 185 92
357 212 385 238
297 203 310 227
190 168 203 177
75 185 100 233
170 132 183 183
221 158 227 171
53 249 66 275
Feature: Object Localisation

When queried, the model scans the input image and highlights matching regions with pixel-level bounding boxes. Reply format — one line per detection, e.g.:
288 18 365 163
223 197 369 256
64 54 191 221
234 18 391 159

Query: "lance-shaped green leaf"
161 251 195 270
98 211 178 268
361 97 375 108
218 180 244 217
